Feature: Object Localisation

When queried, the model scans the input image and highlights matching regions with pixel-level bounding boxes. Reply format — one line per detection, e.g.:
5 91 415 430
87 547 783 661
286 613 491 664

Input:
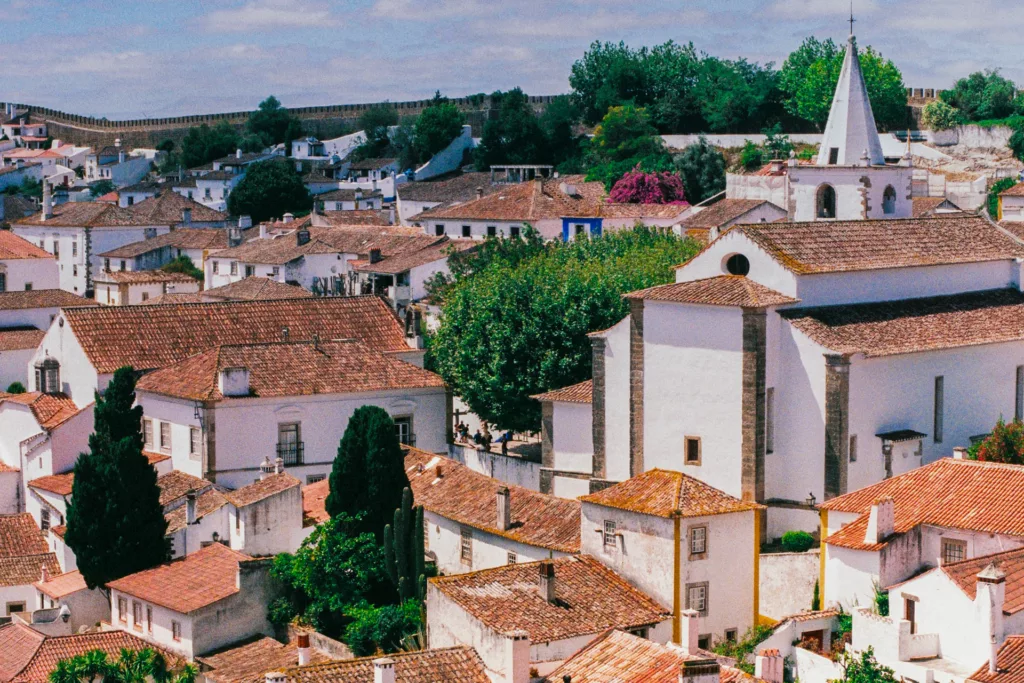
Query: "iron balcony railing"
276 441 304 465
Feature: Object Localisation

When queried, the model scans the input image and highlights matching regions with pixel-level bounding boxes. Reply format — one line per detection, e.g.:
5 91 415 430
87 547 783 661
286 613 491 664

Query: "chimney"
860 148 871 167
264 673 286 683
40 564 50 584
679 608 700 655
372 179 378 191
181 208 192 226
297 633 311 666
678 659 721 683
283 212 295 224
275 457 284 474
355 189 363 200
118 150 127 164
373 658 396 683
503 630 530 683
238 215 253 229
236 148 243 159
755 649 784 683
228 227 243 248
496 486 511 531
538 561 556 604
435 465 443 479
369 248 382 264
475 187 483 200
953 447 968 459
218 367 250 397
295 161 302 173
296 228 311 246
389 205 395 225
770 159 784 174
186 491 197 525
42 181 52 219
114 138 122 148
978 563 1007 673
863 496 895 545
281 326 290 342
259 457 275 481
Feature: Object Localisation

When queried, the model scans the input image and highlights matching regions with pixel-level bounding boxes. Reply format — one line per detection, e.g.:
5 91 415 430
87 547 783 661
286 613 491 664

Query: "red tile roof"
27 473 73 497
429 555 671 643
580 469 764 519
397 171 499 204
276 646 489 683
405 447 580 553
93 270 198 285
302 480 331 527
107 542 251 613
626 276 798 308
414 176 607 222
544 628 759 683
969 635 1024 683
202 277 311 301
197 637 331 683
783 289 1024 357
824 459 1024 551
224 473 300 508
0 514 49 558
1001 184 1024 197
0 327 45 352
532 379 593 404
912 197 962 218
681 199 774 229
351 238 477 275
157 470 214 506
1 393 86 431
0 290 95 311
60 296 411 374
164 489 228 534
937 547 1024 614
0 554 60 588
136 339 442 401
721 216 1024 274
98 227 247 259
0 232 52 260
126 192 228 225
0 623 45 682
35 570 88 600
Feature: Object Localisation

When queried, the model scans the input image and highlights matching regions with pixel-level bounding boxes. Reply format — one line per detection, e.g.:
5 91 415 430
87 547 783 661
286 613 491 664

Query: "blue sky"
2 0 1021 118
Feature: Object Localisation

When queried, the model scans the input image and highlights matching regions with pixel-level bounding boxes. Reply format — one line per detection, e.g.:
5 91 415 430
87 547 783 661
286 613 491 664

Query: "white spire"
816 33 886 166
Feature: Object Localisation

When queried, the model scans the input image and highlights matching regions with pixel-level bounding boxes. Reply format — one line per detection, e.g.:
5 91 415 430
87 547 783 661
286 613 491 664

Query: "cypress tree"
65 367 169 589
325 406 409 539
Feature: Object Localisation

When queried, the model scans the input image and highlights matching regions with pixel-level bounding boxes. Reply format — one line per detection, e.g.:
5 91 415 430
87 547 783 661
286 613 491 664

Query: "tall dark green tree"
65 367 168 589
325 406 409 539
247 95 305 148
413 96 466 163
180 120 242 168
473 88 548 170
673 136 726 204
226 160 311 223
352 105 399 160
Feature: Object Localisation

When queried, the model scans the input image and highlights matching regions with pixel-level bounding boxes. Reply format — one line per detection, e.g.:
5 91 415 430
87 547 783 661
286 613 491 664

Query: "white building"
0 513 60 617
315 188 383 212
999 184 1024 223
395 171 498 226
108 543 276 660
427 555 673 679
85 144 153 187
97 226 243 275
539 212 1024 539
27 295 422 408
579 469 763 645
677 198 789 244
34 570 109 634
0 290 94 391
92 270 200 306
0 162 43 193
134 339 446 488
725 32 913 222
265 645 490 683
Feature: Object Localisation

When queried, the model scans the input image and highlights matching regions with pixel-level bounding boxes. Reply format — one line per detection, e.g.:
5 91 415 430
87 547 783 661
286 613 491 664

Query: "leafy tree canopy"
5 381 26 394
695 57 781 133
941 70 1022 123
474 88 549 171
247 95 305 149
226 160 311 223
989 178 1017 218
161 255 204 283
65 367 168 589
921 100 962 130
351 104 399 161
585 105 673 189
49 647 197 683
88 180 115 198
835 648 898 683
430 227 702 432
344 600 423 657
413 96 466 164
180 120 243 169
539 95 588 173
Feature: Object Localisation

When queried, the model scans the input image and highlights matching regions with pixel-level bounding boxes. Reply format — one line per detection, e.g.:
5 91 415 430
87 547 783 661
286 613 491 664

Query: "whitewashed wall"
551 402 593 475
425 510 563 576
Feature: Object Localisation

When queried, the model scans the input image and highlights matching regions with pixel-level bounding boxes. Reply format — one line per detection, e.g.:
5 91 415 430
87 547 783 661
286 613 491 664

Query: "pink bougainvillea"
609 166 688 205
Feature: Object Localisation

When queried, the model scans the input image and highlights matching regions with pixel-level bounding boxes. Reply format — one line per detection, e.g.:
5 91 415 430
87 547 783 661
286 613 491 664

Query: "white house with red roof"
0 513 60 618
0 232 57 294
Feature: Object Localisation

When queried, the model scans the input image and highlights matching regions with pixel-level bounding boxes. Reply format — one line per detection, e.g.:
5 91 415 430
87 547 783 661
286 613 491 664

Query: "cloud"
202 0 338 32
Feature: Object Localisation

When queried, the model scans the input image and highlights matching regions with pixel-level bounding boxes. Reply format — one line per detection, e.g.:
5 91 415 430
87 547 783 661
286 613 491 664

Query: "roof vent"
297 228 311 246
369 248 382 264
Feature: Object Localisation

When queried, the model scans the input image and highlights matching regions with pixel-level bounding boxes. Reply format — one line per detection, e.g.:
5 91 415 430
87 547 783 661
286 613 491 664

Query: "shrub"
1010 126 1024 163
873 583 889 616
989 177 1018 218
781 530 815 553
811 579 820 611
968 418 1024 464
921 100 962 130
608 166 686 204
740 140 763 170
5 381 26 394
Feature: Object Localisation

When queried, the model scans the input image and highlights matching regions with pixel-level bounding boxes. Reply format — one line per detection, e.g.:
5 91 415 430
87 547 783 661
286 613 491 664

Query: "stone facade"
591 337 607 481
628 300 644 477
741 309 767 504
540 401 554 494
823 354 851 499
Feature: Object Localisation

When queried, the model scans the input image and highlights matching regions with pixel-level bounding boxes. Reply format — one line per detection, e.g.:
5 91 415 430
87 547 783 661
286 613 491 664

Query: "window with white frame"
460 527 472 564
118 597 127 622
160 422 171 453
941 537 966 565
172 620 181 641
143 419 153 448
603 520 617 551
190 427 201 459
507 551 517 565
689 525 707 559
686 582 708 615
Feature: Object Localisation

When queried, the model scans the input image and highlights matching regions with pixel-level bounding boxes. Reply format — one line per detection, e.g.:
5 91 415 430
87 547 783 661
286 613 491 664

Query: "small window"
849 434 858 463
245 265 255 277
0 273 5 293
686 582 709 615
460 527 472 564
6 602 26 616
172 620 181 641
394 417 413 445
120 260 126 271
882 185 897 215
724 254 750 276
40 509 50 531
507 552 517 565
143 419 153 448
487 225 496 237
140 291 148 302
690 525 707 558
190 427 201 457
816 184 837 219
510 226 520 238
698 634 711 650
146 606 153 632
272 266 280 277
212 261 219 274
160 422 171 453
72 241 78 257
132 602 143 630
230 262 238 276
461 225 471 238
24 283 32 291
685 436 701 465
1017 366 1024 422
435 225 445 236
765 387 775 454
104 258 111 272
603 520 617 551
934 376 944 444
725 628 738 642
118 597 128 622
73 265 78 277
828 147 839 165
941 538 966 565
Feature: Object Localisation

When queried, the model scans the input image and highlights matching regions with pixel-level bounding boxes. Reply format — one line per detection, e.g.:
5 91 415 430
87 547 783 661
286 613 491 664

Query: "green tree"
811 579 821 611
226 160 311 223
180 121 242 169
161 255 204 284
325 406 409 539
740 140 764 171
539 95 586 172
65 368 168 589
247 95 305 149
988 178 1017 218
941 70 1019 123
1010 128 1024 163
711 624 775 674
88 180 114 198
779 37 840 120
781 530 815 552
344 600 423 657
835 648 897 683
49 648 195 683
431 227 702 432
585 104 673 189
474 88 548 170
921 100 962 130
695 57 779 133
644 41 704 133
5 381 26 394
352 104 399 161
413 97 465 163
569 41 652 125
156 139 175 154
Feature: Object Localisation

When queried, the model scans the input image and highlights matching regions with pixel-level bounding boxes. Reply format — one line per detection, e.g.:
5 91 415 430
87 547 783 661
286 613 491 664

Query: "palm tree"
49 648 195 683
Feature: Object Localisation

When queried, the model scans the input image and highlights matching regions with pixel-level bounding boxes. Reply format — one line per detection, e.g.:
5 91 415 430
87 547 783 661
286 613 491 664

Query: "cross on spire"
849 0 856 37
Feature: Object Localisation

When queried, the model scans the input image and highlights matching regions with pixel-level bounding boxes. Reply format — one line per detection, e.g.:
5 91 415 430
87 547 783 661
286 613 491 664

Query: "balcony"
276 441 304 466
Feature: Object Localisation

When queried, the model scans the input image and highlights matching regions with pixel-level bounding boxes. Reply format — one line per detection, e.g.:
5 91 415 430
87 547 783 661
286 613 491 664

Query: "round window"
725 253 750 276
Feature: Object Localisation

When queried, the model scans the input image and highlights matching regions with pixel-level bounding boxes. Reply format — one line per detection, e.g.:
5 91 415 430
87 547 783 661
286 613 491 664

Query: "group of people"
454 421 513 455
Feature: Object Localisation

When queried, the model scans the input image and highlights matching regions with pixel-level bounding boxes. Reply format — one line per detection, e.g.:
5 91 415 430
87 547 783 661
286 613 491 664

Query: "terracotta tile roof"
276 646 489 683
351 238 477 275
1001 184 1024 197
430 555 670 643
34 570 88 600
0 461 18 473
157 470 214 506
49 526 65 540
312 210 396 227
316 188 382 201
139 293 206 305
397 172 499 204
580 469 764 519
224 473 300 508
0 554 60 588
0 290 94 311
197 637 331 683
93 270 197 285
13 202 139 228
0 232 51 260
27 473 74 497
544 628 759 683
1 393 86 431
625 276 798 308
108 542 251 613
681 199 775 229
0 327 45 352
563 202 690 220
202 277 312 301
532 379 593 404
347 158 396 171
721 216 1024 274
823 459 1024 550
1 625 184 683
98 227 245 258
969 634 1024 683
936 547 1024 614
127 192 228 225
405 447 580 553
781 288 1024 357
164 489 228 534
778 609 840 624
414 176 607 222
214 227 441 266
144 451 172 466
912 197 963 217
60 295 411 374
302 480 330 527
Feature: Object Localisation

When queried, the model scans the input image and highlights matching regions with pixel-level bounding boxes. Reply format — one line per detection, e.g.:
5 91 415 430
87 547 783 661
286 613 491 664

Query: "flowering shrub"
609 166 687 204
969 418 1024 464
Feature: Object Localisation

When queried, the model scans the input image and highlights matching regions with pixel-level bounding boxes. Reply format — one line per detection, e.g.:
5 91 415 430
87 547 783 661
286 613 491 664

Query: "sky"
2 0 1022 119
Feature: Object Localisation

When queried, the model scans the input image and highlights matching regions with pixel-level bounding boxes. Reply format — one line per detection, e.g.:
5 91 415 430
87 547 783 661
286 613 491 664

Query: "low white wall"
662 134 823 149
792 646 843 683
448 443 540 491
951 124 1014 149
759 550 819 620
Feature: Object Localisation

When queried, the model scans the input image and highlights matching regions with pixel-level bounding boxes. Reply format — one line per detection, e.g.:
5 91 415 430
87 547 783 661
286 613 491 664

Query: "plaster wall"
759 550 820 620
675 230 799 300
446 444 540 491
1 256 59 291
551 402 593 475
600 316 631 484
425 509 563 576
230 485 305 556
